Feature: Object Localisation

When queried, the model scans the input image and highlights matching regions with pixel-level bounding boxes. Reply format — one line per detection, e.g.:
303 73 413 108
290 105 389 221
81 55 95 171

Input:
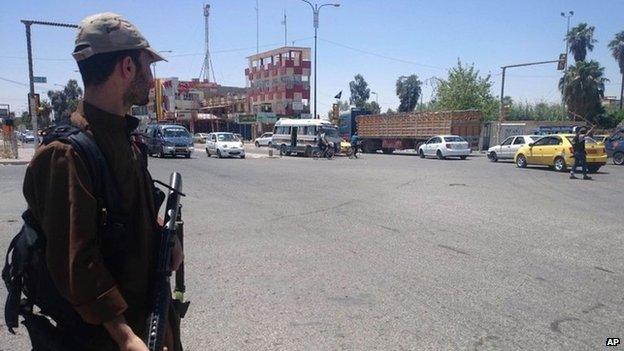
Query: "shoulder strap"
43 124 124 223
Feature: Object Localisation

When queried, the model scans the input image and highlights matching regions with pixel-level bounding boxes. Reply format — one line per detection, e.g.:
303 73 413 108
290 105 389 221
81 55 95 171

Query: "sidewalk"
0 146 35 166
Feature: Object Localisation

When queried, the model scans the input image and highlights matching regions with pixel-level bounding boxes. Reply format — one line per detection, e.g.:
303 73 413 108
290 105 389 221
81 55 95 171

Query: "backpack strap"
42 124 124 226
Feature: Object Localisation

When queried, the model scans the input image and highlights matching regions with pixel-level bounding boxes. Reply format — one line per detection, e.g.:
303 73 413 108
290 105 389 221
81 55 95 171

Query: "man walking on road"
570 126 594 180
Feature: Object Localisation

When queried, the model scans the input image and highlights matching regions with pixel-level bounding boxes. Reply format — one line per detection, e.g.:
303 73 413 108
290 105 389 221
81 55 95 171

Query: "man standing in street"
22 13 182 350
570 125 594 180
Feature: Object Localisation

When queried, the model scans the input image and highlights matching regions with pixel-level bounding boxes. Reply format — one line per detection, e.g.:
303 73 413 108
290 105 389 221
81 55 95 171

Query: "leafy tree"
566 23 597 62
47 79 83 123
395 75 422 112
559 60 608 123
507 101 565 121
364 101 381 114
434 60 498 120
325 100 350 119
349 74 370 108
385 108 396 114
608 30 624 109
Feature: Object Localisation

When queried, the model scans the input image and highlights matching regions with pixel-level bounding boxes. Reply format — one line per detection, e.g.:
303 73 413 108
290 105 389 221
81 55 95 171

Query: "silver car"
487 135 541 162
418 135 471 159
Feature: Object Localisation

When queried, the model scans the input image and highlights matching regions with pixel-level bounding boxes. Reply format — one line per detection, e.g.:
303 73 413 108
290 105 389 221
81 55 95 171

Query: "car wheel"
516 154 527 168
217 149 222 158
305 146 312 158
460 155 467 160
419 149 425 158
241 155 246 159
280 144 288 156
554 157 567 172
613 151 624 165
255 141 260 148
489 152 498 162
436 150 445 160
159 147 165 158
185 153 191 159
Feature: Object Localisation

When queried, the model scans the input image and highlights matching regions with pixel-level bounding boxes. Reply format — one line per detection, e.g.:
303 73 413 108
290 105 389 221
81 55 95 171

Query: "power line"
318 37 447 71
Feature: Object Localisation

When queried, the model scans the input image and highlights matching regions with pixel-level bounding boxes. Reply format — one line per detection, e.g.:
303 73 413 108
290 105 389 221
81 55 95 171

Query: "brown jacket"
23 102 178 349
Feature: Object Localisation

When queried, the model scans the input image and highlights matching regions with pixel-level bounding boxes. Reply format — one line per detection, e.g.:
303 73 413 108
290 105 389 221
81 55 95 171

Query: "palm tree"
566 23 597 62
559 60 609 122
608 31 624 109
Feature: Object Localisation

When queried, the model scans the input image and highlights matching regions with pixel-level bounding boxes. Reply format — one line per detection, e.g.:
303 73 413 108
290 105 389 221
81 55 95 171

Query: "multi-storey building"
245 46 311 117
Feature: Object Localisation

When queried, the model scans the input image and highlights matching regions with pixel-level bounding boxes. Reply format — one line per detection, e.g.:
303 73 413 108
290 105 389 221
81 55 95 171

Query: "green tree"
559 60 608 123
19 111 31 129
47 79 83 123
364 101 381 114
608 30 624 109
507 101 565 121
395 75 422 112
566 23 597 62
325 100 350 119
349 74 370 108
385 108 396 114
434 60 498 120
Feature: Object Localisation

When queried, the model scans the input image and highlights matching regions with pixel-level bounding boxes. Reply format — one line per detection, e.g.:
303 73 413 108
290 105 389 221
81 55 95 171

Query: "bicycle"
312 145 335 160
347 143 360 159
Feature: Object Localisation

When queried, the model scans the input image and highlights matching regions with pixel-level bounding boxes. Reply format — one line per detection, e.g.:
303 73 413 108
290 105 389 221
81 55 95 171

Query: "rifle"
145 173 187 351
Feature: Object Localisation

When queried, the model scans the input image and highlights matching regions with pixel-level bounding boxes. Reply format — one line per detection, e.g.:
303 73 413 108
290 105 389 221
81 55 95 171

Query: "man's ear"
119 56 136 81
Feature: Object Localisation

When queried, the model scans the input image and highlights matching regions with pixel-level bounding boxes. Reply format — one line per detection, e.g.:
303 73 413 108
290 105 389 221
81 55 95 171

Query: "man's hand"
104 315 148 351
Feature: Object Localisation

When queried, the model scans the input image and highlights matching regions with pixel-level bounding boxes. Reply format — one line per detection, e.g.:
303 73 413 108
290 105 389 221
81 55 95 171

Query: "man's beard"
123 69 150 107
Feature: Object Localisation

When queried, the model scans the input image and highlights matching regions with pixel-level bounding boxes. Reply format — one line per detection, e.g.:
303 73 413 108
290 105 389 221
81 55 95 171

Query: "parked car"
205 132 245 158
18 130 35 143
514 134 607 172
487 135 542 162
604 128 624 165
194 133 210 144
142 123 194 158
418 135 471 159
254 132 273 147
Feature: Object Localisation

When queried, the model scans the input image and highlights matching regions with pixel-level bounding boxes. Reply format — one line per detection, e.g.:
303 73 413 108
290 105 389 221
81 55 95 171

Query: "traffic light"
557 53 567 70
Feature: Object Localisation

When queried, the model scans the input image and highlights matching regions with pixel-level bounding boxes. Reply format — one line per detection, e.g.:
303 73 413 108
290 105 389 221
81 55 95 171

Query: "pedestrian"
21 13 183 351
570 125 594 180
350 132 359 158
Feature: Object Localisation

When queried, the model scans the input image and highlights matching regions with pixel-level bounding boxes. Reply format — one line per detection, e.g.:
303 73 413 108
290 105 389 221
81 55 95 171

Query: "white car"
418 135 471 159
205 132 245 159
254 132 273 147
487 135 542 162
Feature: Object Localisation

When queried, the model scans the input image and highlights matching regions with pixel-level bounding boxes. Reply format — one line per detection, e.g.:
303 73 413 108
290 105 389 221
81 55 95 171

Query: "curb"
0 160 30 166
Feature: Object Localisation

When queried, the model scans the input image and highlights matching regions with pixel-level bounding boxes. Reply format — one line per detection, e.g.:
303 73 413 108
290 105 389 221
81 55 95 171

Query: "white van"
272 119 341 157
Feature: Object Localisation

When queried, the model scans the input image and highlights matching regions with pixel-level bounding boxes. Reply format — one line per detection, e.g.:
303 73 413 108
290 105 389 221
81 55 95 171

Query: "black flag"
334 91 342 99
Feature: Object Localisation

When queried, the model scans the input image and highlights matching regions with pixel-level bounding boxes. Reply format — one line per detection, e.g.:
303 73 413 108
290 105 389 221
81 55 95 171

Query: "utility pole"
21 20 78 150
497 59 560 143
255 0 259 53
300 1 340 119
561 11 574 118
281 11 288 46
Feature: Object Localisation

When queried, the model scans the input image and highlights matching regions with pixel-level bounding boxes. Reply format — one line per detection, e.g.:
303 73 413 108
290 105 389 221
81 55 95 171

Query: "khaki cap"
73 12 166 63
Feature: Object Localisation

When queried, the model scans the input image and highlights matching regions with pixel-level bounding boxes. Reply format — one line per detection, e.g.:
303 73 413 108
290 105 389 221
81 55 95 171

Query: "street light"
152 50 173 79
561 11 574 118
300 0 340 119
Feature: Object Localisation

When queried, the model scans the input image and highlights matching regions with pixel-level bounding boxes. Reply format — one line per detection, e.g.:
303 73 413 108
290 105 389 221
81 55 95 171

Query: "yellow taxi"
514 134 607 173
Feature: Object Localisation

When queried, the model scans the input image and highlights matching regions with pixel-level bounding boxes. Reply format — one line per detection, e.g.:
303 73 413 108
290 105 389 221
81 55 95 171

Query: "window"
549 137 562 145
532 137 550 146
513 137 525 145
299 126 307 135
444 136 466 142
307 126 317 135
162 127 190 138
501 137 513 146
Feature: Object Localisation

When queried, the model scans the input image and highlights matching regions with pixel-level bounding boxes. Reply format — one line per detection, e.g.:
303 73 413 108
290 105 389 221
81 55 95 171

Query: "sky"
1 0 623 117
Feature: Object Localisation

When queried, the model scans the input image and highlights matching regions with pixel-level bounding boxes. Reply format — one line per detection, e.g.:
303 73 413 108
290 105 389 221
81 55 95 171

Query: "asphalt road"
1 149 623 350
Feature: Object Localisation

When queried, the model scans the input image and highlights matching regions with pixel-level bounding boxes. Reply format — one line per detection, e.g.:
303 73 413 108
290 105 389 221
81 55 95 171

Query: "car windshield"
444 136 465 142
321 128 339 138
217 134 239 142
163 128 189 138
